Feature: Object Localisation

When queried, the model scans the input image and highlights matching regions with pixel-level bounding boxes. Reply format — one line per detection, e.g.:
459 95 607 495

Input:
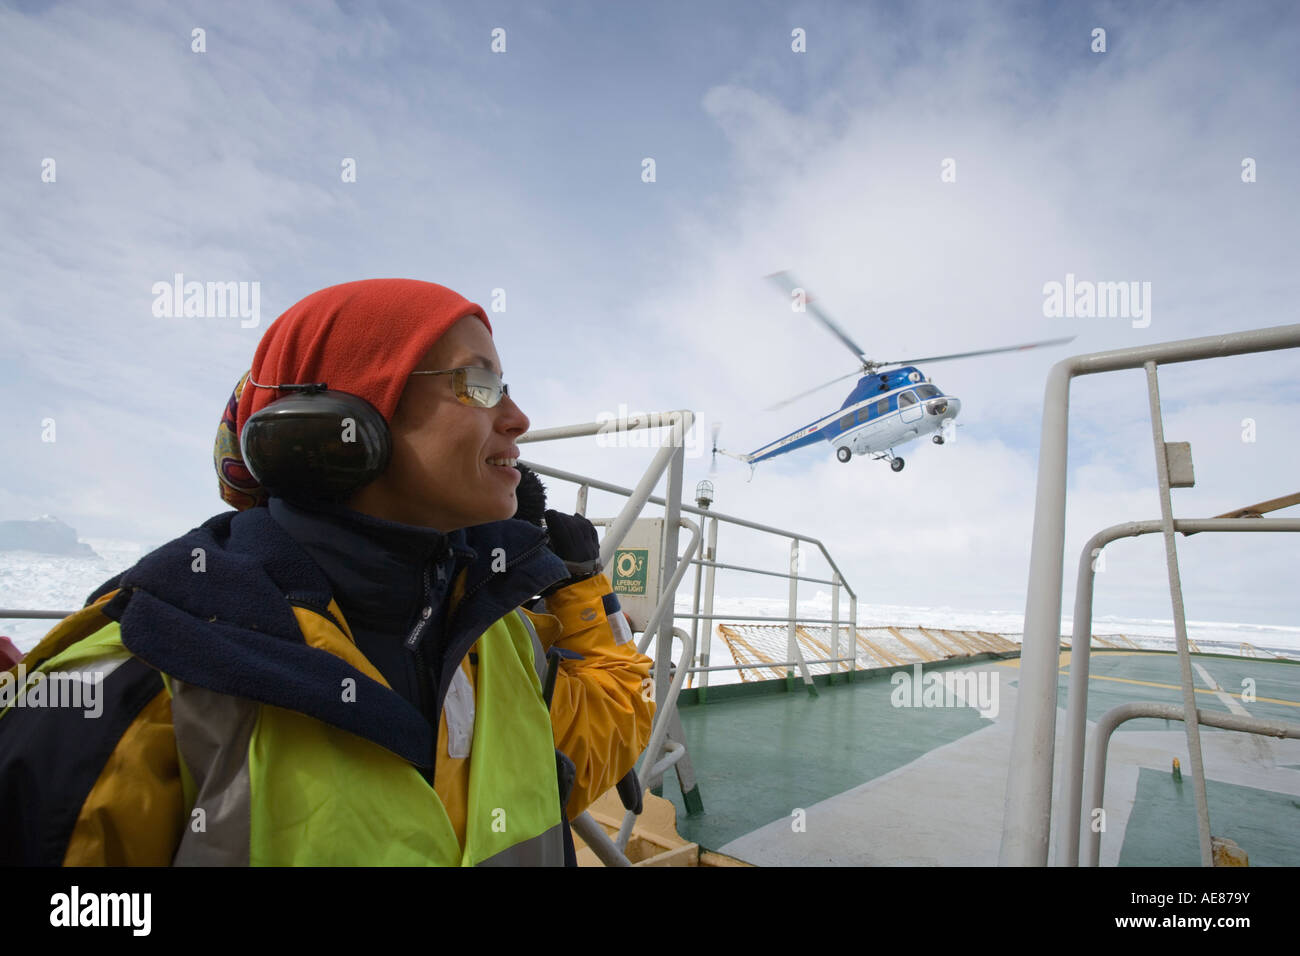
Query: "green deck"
1119 768 1300 866
662 662 993 854
1058 649 1300 730
653 650 1300 866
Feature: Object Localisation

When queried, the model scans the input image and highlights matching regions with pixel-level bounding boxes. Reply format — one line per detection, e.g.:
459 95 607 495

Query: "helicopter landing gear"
932 435 944 445
875 449 905 473
836 447 851 463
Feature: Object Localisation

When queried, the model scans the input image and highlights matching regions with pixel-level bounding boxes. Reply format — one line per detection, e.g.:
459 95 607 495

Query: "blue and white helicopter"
713 272 1074 474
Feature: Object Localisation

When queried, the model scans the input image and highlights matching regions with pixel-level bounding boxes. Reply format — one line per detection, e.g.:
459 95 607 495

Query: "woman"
0 278 655 866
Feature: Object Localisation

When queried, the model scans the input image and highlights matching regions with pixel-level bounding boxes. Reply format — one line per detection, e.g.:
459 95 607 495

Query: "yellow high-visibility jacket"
0 507 654 865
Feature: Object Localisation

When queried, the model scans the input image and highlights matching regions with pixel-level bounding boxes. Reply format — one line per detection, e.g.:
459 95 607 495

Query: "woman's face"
349 315 529 531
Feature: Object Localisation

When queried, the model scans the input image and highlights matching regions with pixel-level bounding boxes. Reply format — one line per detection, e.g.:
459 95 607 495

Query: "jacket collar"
267 497 475 632
104 506 568 767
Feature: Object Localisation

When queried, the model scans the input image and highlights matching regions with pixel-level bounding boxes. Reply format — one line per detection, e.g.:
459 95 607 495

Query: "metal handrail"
642 738 687 783
616 626 695 852
513 408 865 856
1082 702 1300 866
671 613 843 624
1056 516 1300 866
519 410 700 864
523 460 860 692
1001 322 1300 866
571 811 633 867
517 460 858 601
683 557 841 587
520 412 694 567
687 656 858 674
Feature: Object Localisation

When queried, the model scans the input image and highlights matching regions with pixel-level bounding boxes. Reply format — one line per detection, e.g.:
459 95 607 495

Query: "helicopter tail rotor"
710 421 756 473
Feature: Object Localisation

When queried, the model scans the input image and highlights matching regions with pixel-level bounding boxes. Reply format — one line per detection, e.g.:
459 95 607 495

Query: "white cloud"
2 1 1296 627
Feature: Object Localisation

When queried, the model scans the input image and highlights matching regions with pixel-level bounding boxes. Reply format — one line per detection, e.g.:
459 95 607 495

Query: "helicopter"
712 271 1075 474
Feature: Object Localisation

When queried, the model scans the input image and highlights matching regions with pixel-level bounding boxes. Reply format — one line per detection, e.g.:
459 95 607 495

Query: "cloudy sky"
2 0 1297 628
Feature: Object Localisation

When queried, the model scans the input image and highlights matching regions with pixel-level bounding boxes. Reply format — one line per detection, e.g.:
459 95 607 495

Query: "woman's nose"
496 394 529 436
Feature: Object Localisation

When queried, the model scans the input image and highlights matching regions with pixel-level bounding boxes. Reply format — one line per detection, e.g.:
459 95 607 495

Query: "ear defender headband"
239 378 392 504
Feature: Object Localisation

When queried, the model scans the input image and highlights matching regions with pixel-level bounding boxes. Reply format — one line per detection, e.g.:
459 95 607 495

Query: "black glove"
615 769 643 815
555 749 576 811
543 509 601 581
512 464 548 527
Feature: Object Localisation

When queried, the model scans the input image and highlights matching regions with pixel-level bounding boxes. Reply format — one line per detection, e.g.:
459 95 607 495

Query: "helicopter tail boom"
745 415 835 464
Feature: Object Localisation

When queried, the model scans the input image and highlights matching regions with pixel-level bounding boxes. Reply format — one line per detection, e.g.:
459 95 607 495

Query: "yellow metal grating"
714 623 1025 682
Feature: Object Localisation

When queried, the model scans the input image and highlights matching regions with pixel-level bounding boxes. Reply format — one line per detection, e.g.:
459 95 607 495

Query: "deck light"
695 480 713 509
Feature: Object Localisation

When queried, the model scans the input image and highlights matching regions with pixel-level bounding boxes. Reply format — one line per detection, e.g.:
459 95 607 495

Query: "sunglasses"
409 366 511 408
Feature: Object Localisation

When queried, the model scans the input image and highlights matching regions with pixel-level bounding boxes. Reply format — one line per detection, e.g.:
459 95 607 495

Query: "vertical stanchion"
1000 361 1073 866
849 593 858 675
651 419 685 789
787 538 799 681
689 529 704 689
699 515 719 697
786 538 815 691
1144 361 1213 866
830 572 841 683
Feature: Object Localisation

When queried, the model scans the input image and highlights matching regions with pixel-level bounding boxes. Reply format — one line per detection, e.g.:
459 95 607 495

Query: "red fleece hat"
237 278 491 435
215 279 490 510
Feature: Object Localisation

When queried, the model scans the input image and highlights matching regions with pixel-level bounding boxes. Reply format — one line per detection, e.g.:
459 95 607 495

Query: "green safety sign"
611 548 649 595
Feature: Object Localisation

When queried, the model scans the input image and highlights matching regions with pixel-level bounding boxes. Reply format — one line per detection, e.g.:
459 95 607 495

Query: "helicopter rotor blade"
765 271 871 367
879 335 1076 368
763 368 863 412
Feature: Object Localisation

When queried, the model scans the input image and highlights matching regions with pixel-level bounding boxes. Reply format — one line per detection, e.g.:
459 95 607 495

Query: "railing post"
1001 360 1073 866
1084 702 1300 866
830 572 841 684
699 515 719 697
785 538 815 691
1002 325 1300 868
1059 516 1300 865
787 538 799 679
651 419 686 776
1057 530 1106 866
1144 361 1213 866
849 593 858 674
689 528 704 689
575 483 589 516
594 437 692 571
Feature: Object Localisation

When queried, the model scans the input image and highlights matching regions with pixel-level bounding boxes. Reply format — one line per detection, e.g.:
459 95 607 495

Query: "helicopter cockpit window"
914 384 940 400
898 391 917 408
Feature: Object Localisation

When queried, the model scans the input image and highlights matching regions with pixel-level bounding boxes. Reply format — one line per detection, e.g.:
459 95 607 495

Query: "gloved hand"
555 749 577 811
543 509 602 582
615 769 643 815
512 464 548 527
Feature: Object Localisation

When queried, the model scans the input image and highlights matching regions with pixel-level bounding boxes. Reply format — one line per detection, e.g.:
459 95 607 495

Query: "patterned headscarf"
215 371 265 510
214 279 491 510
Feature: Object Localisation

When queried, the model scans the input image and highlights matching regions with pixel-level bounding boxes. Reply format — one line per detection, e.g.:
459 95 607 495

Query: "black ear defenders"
240 383 392 503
